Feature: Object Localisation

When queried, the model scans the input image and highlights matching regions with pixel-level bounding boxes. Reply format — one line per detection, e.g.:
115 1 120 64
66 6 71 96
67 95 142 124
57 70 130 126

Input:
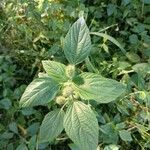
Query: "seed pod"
66 65 75 79
56 96 66 105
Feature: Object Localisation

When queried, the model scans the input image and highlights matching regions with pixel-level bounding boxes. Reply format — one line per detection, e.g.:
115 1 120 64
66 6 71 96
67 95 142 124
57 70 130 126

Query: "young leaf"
73 72 126 103
64 17 91 65
64 101 99 150
39 109 65 143
20 77 59 107
42 60 68 82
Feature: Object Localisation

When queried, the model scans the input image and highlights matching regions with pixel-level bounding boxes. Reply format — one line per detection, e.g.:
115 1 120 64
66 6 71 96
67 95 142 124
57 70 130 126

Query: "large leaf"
64 101 99 150
39 109 65 143
64 17 91 65
20 77 59 107
42 60 68 82
73 72 126 103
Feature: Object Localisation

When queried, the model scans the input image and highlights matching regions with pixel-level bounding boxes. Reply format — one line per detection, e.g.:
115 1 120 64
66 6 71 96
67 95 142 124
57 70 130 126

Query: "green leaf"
100 122 119 144
28 135 37 150
132 63 150 74
64 17 91 65
126 52 140 63
39 109 65 143
9 122 18 134
119 130 132 142
129 34 138 44
143 0 150 4
64 101 99 150
107 4 116 16
16 144 28 150
20 77 59 107
42 60 68 82
0 98 12 110
73 72 126 103
69 143 81 150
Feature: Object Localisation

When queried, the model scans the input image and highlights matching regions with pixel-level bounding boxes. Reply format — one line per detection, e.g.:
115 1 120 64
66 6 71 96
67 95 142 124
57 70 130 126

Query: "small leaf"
20 77 59 107
129 34 138 44
1 131 14 139
28 135 37 150
119 130 132 142
9 122 18 134
16 144 28 150
107 4 116 16
0 98 12 110
73 72 126 103
126 52 140 63
27 122 40 136
132 63 150 74
42 60 68 82
64 17 91 65
64 101 99 150
39 109 65 143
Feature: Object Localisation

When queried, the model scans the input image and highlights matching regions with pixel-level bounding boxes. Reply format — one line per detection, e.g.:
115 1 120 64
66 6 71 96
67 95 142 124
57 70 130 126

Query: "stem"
56 137 68 141
98 23 118 33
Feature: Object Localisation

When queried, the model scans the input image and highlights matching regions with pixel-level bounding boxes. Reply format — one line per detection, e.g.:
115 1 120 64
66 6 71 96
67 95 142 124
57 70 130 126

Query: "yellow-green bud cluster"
62 86 74 97
56 96 66 105
66 65 75 79
139 91 146 100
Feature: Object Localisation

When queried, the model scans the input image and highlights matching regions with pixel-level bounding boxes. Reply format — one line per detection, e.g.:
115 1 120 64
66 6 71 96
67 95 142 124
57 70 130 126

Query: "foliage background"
0 0 150 149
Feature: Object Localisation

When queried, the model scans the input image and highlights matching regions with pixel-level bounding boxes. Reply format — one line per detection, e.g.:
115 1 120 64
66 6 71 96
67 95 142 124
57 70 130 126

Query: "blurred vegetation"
0 0 150 149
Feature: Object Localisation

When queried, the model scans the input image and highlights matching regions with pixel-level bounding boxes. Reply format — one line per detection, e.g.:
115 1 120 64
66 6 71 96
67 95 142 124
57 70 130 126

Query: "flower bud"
62 86 74 97
56 96 66 105
66 65 75 79
139 91 146 100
